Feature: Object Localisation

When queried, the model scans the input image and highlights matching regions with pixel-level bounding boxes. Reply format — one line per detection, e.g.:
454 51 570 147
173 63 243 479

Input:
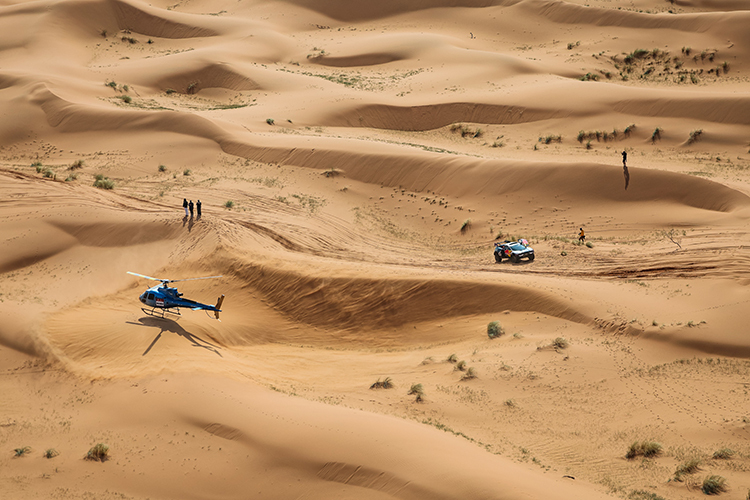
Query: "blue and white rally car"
494 239 535 263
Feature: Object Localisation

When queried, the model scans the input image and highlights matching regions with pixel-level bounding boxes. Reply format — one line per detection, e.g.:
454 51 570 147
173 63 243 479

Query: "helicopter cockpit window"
147 293 155 301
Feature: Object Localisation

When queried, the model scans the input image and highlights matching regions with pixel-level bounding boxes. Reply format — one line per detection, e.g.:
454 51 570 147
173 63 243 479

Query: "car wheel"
510 254 519 263
494 252 502 263
528 254 535 262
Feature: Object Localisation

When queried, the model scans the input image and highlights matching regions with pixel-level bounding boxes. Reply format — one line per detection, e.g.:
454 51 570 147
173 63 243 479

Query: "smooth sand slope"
2 0 750 498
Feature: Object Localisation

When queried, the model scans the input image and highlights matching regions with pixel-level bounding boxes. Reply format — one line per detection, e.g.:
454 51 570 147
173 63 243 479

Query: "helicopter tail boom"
214 295 225 320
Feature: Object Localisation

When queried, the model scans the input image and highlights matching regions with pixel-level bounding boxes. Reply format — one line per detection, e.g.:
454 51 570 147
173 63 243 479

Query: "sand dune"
3 0 750 498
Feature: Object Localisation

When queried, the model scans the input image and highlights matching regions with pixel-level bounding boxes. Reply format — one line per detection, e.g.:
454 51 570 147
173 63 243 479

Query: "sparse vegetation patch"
626 441 662 459
370 377 394 389
85 443 109 462
93 174 114 189
14 446 31 457
487 321 504 339
702 475 727 495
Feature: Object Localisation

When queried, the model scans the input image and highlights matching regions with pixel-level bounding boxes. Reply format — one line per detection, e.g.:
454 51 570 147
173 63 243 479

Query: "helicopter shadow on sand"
127 316 223 357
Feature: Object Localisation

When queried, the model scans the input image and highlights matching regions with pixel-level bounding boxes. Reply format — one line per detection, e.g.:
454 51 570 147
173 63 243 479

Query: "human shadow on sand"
127 317 222 357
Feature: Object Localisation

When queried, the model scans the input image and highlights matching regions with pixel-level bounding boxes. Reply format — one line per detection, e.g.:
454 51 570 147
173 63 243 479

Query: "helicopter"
127 272 225 320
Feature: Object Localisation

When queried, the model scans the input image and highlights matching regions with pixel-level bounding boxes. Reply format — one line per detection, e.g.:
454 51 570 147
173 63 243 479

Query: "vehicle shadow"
126 317 223 357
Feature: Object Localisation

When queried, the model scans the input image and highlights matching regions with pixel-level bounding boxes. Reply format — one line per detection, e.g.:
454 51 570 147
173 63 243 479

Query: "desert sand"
1 0 750 498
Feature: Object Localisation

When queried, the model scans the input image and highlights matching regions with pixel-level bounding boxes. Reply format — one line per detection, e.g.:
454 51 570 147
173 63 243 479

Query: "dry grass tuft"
712 448 734 460
85 443 109 462
674 458 701 481
14 446 31 457
626 441 662 459
370 377 394 389
487 321 504 339
702 475 727 495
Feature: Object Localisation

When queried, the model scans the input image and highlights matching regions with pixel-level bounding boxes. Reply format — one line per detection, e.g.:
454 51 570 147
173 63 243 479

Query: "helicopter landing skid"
141 307 181 319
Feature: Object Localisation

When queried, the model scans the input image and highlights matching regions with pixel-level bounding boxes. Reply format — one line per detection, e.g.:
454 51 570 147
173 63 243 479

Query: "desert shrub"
688 129 703 144
117 95 132 104
322 168 341 178
585 241 593 248
70 159 84 170
626 441 662 459
65 174 77 182
504 399 516 408
42 169 55 179
14 446 31 457
624 124 636 136
370 377 393 389
408 383 424 395
674 458 701 480
93 175 114 189
85 443 109 462
712 448 734 459
460 219 471 233
580 72 598 81
455 360 467 372
105 81 117 89
44 448 59 459
224 200 234 209
186 82 198 94
628 490 666 500
447 353 458 363
491 140 504 148
461 367 477 380
158 165 167 172
702 475 727 495
539 135 562 144
552 337 569 349
487 321 504 339
586 140 592 150
183 169 191 176
165 88 176 94
266 118 275 125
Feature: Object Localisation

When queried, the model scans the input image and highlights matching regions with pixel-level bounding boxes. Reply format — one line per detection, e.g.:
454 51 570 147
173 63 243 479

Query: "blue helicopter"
127 272 225 320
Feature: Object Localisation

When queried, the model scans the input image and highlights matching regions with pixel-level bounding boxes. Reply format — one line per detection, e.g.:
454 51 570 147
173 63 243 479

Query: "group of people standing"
183 198 201 218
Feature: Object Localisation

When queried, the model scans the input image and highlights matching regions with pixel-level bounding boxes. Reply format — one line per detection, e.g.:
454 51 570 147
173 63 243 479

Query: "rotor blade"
167 275 223 283
127 272 164 282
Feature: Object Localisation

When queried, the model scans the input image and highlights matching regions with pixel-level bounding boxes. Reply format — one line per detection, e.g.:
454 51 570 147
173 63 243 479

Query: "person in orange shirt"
579 228 585 243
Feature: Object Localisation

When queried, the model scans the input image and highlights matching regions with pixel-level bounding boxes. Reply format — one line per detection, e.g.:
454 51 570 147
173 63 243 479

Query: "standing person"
183 198 188 216
622 150 627 167
196 200 202 218
579 227 586 244
189 200 194 218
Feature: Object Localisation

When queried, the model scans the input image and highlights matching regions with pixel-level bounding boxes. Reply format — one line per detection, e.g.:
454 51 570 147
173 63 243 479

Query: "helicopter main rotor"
127 271 223 287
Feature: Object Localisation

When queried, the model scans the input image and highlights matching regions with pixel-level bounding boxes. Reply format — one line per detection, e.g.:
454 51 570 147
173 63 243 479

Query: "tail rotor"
214 295 225 320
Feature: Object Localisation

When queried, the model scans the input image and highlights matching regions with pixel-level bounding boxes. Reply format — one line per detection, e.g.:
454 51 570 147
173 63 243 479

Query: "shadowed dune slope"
278 0 521 22
221 140 750 213
323 96 750 131
31 86 229 137
212 252 591 331
152 62 263 94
